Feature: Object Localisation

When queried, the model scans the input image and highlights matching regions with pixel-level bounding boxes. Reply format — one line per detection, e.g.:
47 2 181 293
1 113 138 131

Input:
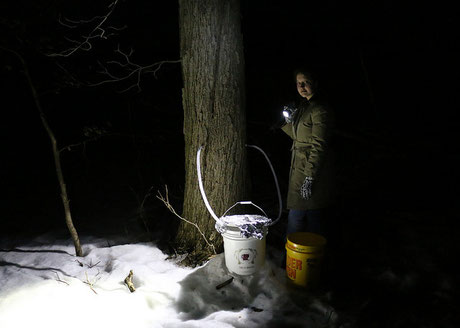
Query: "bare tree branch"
1 45 83 257
53 272 69 285
157 186 217 255
83 271 100 294
89 47 181 92
47 0 181 92
48 0 126 58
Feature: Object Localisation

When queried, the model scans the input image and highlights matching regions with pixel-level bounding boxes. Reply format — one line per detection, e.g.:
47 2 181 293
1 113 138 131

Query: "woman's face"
296 73 314 100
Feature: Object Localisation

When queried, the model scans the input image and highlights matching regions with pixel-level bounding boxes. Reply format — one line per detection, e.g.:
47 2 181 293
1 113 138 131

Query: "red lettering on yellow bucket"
287 266 296 279
286 254 303 280
287 255 302 270
296 259 302 270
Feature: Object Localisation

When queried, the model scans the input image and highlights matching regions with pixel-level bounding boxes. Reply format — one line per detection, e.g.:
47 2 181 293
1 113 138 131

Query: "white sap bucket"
219 212 269 276
222 223 267 275
196 145 282 276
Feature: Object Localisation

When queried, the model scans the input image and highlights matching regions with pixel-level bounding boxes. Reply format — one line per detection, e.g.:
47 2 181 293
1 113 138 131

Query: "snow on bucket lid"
216 214 271 239
287 232 327 253
215 201 272 239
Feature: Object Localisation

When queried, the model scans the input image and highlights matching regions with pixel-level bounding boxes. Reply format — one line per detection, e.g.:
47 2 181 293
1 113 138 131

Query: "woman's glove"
282 104 298 123
300 176 314 200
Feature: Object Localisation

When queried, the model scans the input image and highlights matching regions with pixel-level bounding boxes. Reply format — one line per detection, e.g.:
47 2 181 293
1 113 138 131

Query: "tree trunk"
177 0 247 259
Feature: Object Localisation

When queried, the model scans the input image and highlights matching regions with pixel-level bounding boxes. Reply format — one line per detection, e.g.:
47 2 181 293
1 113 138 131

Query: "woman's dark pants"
286 208 325 238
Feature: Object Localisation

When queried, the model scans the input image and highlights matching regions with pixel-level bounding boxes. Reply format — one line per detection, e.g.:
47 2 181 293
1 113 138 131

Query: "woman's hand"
282 104 297 123
300 176 314 200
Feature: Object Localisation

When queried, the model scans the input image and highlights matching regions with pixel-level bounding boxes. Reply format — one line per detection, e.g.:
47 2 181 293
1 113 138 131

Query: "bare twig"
48 0 126 57
75 259 101 269
88 259 101 269
124 270 136 292
48 0 180 93
216 277 233 290
53 272 69 285
88 49 181 92
156 186 217 255
83 271 100 294
59 135 103 153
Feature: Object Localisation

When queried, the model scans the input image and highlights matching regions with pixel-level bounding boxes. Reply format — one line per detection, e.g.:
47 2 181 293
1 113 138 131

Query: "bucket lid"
287 232 327 253
219 214 270 227
216 214 270 240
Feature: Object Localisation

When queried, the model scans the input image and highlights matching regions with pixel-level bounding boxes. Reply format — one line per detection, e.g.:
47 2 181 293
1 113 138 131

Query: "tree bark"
177 0 247 258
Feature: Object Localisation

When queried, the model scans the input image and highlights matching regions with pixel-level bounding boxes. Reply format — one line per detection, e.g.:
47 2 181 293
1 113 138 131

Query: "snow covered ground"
1 208 459 328
0 233 338 328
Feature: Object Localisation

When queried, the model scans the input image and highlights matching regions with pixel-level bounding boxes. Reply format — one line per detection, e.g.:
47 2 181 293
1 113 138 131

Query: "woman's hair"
293 67 319 92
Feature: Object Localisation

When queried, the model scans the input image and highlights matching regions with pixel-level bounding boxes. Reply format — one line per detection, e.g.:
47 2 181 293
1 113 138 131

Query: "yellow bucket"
285 232 327 288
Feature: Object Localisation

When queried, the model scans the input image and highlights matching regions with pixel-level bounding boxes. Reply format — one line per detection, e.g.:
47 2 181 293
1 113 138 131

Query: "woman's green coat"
281 97 335 210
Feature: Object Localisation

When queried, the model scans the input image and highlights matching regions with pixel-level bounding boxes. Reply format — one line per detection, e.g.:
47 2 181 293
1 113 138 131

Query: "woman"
281 68 335 238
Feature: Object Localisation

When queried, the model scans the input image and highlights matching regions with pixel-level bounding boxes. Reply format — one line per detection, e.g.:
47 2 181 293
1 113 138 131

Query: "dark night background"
1 0 460 325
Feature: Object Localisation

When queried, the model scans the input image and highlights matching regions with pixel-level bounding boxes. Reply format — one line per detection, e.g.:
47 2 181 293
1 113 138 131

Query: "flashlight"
282 105 296 123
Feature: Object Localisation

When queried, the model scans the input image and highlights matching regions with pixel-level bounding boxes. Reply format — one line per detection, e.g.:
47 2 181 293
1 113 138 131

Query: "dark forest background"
1 1 460 325
1 0 459 244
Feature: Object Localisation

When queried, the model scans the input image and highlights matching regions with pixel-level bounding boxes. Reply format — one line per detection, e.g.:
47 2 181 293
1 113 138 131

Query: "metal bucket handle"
245 144 282 225
221 201 269 219
197 144 282 226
